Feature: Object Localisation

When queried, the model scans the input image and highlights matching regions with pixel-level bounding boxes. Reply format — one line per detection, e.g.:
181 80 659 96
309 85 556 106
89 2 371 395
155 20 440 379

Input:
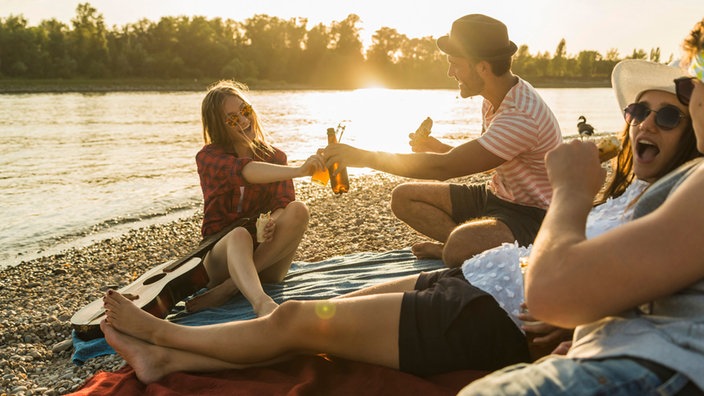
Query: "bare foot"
185 281 239 313
253 298 279 317
411 241 444 259
103 290 168 344
100 320 170 384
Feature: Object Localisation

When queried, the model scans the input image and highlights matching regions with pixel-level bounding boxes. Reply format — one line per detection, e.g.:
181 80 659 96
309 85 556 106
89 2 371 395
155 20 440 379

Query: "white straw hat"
611 59 688 112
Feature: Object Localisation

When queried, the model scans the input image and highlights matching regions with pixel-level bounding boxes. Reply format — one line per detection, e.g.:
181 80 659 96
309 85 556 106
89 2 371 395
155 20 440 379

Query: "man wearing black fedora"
325 14 562 268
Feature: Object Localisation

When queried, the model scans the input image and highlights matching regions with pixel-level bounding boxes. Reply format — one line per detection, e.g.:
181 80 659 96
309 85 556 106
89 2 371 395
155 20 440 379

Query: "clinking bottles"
327 127 349 194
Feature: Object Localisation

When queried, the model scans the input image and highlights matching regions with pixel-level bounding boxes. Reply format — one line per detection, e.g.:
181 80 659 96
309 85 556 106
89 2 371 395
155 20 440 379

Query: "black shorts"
450 183 546 246
398 268 530 376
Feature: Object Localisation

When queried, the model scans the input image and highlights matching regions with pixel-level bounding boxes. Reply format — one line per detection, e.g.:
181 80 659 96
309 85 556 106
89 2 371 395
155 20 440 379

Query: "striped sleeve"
476 79 563 209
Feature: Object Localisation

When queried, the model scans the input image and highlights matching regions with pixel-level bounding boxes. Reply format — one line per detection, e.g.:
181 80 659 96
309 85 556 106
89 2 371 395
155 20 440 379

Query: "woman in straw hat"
459 35 704 396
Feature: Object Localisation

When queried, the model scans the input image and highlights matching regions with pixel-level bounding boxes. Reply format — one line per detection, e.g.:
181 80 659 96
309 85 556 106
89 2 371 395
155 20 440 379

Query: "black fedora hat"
437 14 517 60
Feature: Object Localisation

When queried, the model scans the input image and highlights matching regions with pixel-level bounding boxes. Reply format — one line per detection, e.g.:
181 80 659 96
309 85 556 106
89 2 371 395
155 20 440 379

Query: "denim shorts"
457 356 699 396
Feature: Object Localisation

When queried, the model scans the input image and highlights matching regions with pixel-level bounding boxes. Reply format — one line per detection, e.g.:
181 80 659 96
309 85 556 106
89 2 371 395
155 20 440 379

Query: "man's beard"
459 80 483 98
458 71 484 98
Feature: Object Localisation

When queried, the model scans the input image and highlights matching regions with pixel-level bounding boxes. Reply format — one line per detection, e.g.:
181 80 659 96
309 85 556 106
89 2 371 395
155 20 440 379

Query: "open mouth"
636 139 660 162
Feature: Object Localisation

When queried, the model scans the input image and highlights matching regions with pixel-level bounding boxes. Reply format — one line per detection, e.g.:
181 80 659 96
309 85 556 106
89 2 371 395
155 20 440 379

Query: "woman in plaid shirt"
189 80 325 316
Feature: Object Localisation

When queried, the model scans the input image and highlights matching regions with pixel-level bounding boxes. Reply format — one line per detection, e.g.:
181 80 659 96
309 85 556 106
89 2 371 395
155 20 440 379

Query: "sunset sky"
2 0 703 60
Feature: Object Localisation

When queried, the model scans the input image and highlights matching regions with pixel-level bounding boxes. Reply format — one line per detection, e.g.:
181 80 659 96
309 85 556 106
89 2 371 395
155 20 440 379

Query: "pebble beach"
0 171 490 395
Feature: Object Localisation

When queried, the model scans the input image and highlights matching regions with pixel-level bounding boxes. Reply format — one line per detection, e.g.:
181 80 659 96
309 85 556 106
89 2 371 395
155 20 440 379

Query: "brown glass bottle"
327 128 349 194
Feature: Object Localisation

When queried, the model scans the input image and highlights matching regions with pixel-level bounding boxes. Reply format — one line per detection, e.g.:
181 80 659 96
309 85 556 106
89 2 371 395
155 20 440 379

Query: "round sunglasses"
225 103 254 129
674 76 696 106
623 102 687 130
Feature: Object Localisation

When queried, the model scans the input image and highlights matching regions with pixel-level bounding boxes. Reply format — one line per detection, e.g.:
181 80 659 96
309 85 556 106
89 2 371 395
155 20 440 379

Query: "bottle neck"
327 130 337 144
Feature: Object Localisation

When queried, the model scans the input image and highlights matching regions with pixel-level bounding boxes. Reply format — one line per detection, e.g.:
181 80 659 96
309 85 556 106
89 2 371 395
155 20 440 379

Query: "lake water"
0 87 623 269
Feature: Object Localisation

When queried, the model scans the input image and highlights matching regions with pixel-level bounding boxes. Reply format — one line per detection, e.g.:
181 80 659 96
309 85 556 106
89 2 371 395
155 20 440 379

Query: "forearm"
327 139 498 180
436 142 453 153
358 148 490 180
242 162 303 184
357 150 451 179
525 186 595 323
534 186 594 253
358 150 434 179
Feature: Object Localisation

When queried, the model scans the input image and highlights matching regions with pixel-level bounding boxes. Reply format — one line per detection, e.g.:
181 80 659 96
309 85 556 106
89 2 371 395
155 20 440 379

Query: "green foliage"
0 2 668 88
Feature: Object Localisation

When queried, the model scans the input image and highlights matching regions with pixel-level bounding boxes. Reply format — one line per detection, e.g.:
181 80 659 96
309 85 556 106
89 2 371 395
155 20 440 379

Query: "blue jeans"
458 356 694 396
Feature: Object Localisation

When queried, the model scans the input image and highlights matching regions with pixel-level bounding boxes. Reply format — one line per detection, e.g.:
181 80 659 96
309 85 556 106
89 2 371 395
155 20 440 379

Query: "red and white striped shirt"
477 78 562 209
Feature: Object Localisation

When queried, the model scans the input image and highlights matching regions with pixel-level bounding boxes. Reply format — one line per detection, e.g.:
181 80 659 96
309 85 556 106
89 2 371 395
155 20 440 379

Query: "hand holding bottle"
301 151 326 178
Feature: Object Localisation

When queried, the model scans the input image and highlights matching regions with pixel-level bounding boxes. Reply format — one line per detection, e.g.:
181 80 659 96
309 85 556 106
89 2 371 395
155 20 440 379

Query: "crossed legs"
102 281 409 384
391 182 514 267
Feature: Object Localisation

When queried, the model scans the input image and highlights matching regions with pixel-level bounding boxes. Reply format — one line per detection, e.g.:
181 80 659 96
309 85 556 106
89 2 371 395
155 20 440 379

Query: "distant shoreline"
0 77 611 94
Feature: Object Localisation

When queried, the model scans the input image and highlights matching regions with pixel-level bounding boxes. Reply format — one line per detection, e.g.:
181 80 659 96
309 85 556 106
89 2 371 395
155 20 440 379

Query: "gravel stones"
0 172 483 394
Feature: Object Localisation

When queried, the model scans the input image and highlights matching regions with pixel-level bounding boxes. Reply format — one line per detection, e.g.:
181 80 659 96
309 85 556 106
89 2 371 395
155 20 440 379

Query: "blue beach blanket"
71 249 444 364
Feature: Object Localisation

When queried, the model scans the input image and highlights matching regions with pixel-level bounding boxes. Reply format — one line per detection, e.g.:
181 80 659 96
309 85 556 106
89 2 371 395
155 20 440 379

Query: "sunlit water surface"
0 88 621 269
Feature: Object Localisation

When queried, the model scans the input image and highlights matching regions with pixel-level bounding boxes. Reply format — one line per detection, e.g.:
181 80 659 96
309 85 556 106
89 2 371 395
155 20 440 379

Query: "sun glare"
358 81 387 90
343 88 420 153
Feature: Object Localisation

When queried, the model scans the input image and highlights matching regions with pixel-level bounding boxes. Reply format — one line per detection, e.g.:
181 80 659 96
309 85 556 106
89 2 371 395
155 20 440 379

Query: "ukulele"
71 218 249 340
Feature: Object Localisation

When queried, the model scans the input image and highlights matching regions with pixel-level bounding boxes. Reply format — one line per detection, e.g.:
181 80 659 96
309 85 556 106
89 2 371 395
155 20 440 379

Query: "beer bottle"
327 127 349 194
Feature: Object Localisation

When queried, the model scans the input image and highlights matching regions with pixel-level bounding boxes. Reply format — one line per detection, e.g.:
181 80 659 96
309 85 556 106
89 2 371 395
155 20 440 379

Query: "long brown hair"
595 118 700 205
200 80 274 158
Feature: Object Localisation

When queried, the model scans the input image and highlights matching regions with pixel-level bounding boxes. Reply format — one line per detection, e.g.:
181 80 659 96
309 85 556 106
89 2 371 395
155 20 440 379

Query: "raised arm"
324 139 504 181
526 141 704 327
242 154 324 184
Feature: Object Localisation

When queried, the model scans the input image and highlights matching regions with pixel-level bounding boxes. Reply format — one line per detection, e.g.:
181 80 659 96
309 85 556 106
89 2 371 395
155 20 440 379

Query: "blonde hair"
201 80 274 158
682 17 704 66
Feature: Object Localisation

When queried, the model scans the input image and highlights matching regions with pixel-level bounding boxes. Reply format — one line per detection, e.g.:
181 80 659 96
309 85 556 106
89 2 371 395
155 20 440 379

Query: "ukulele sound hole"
144 273 166 285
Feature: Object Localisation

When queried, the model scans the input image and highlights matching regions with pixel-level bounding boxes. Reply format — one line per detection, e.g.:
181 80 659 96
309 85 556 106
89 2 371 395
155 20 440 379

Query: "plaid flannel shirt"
196 144 295 237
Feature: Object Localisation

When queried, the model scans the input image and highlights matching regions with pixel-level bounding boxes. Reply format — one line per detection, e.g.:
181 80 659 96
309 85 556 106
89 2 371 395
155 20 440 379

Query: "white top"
461 179 649 329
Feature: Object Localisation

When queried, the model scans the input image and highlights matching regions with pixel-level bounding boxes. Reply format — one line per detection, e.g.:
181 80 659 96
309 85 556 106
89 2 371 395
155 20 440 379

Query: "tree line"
0 3 670 89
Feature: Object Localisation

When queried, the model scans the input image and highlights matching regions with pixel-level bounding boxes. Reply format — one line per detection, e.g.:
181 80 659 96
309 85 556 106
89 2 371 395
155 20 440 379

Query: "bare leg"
189 201 309 315
254 201 309 284
198 227 276 316
101 320 243 383
103 289 404 370
333 274 420 298
224 228 278 316
186 230 247 313
185 279 238 313
391 183 456 259
191 271 418 313
442 219 514 267
411 242 445 259
393 182 515 267
100 320 291 384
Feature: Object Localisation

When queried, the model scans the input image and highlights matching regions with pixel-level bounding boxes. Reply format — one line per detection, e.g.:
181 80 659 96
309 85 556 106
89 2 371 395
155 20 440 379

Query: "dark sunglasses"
623 102 687 130
674 76 696 106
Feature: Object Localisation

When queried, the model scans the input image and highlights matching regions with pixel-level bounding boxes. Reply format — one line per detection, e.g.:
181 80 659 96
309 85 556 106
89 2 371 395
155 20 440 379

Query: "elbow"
240 164 255 184
524 274 584 328
525 296 576 328
524 284 556 323
526 285 597 329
